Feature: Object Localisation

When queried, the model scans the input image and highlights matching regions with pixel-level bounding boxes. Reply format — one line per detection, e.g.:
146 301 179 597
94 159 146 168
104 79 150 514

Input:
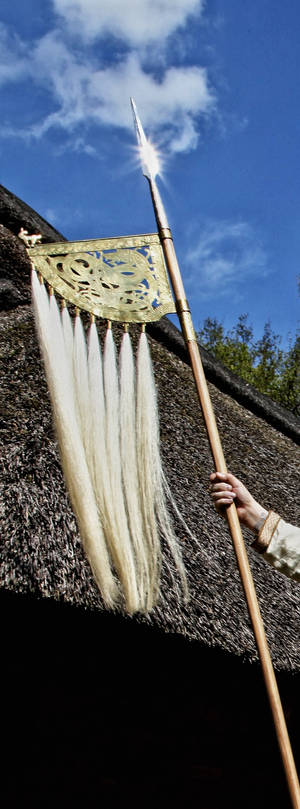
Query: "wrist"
244 501 268 533
252 511 281 554
253 509 269 534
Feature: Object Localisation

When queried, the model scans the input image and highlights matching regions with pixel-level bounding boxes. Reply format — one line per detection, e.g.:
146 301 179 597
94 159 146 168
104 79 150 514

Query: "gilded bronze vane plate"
30 233 176 322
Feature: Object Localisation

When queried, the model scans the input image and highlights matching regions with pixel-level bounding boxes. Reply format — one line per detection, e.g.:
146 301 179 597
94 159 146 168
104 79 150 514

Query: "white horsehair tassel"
32 273 189 612
61 303 74 371
119 330 151 610
136 330 188 601
31 270 117 607
87 321 126 605
73 312 91 456
87 321 110 519
103 327 140 613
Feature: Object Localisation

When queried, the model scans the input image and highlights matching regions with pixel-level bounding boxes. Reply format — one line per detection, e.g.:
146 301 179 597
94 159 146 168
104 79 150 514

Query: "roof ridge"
0 183 65 241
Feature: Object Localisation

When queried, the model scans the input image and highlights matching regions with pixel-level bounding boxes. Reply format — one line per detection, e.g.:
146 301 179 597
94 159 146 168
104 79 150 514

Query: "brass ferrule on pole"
148 174 300 809
175 299 197 343
159 226 173 240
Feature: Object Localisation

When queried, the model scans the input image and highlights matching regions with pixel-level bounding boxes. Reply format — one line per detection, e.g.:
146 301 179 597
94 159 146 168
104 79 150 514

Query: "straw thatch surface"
1 184 299 672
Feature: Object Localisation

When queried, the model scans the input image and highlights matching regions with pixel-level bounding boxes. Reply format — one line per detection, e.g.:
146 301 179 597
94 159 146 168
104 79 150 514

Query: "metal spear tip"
130 97 161 181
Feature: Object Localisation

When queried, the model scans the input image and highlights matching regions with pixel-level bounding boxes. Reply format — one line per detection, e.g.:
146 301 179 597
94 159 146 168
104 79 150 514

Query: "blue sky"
1 0 299 346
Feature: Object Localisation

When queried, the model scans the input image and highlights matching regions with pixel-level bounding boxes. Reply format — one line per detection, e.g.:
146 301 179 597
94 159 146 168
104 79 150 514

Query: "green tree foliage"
197 314 300 416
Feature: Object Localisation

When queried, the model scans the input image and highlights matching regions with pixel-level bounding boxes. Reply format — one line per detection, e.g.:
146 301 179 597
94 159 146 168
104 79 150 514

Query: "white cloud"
0 23 29 86
44 208 58 224
2 31 214 153
86 57 214 149
0 0 215 155
186 220 269 298
169 117 199 153
55 136 98 158
53 0 204 46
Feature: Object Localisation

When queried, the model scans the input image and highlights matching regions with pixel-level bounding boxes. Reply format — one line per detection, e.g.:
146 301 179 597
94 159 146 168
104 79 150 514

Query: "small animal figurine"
18 227 42 248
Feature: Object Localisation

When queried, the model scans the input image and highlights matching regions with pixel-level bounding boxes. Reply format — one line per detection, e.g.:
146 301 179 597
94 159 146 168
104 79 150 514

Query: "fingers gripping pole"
159 229 300 809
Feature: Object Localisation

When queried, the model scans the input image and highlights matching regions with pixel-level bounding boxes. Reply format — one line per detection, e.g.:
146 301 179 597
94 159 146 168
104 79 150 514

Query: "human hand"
209 472 268 533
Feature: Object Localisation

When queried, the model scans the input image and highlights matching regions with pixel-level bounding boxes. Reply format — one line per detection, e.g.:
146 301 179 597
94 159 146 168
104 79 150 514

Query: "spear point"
130 97 160 181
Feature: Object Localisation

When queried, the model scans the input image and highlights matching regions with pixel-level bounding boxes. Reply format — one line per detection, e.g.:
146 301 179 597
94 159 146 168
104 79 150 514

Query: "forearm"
252 512 300 581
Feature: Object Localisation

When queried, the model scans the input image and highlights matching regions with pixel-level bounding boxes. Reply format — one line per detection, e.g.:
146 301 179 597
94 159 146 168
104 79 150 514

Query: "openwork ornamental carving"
30 233 175 322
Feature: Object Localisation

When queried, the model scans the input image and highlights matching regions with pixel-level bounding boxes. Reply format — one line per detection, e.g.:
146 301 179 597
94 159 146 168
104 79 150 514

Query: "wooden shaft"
160 231 300 809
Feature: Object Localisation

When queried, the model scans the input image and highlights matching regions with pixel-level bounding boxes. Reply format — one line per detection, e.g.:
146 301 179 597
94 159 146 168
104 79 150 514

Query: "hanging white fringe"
32 273 189 613
136 331 188 601
103 327 140 613
31 270 117 608
86 321 109 520
119 331 151 610
88 322 142 613
61 304 74 370
73 312 91 457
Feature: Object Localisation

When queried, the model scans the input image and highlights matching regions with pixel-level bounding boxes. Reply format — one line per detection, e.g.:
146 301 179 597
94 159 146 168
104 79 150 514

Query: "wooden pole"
150 181 300 809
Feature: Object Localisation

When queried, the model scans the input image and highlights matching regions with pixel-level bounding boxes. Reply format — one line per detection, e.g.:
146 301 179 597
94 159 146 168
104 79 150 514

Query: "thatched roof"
1 183 300 673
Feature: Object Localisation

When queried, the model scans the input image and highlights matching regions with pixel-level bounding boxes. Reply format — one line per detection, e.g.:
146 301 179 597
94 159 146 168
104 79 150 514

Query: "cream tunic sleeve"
253 511 300 581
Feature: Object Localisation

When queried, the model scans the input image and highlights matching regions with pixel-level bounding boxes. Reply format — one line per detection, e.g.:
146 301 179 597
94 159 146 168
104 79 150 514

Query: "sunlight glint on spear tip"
130 97 163 180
